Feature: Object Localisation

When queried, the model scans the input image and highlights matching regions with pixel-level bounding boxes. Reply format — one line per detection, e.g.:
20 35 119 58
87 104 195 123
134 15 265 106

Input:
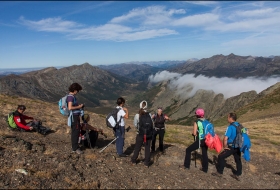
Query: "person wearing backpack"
131 108 153 167
151 107 170 154
67 83 84 155
12 105 35 131
114 97 129 157
212 112 242 180
133 100 148 134
180 108 212 173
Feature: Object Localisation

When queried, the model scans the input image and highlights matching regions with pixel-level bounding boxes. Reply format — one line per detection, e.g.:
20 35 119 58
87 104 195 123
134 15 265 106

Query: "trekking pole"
99 137 118 153
194 135 197 168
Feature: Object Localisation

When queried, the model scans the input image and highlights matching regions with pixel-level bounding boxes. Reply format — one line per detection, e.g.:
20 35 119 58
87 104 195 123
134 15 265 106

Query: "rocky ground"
1 114 280 189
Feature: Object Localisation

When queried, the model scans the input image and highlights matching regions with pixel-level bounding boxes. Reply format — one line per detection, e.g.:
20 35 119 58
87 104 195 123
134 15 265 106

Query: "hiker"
131 107 153 167
13 105 35 131
212 112 242 180
80 114 105 148
114 97 129 157
67 83 84 154
133 100 149 134
151 107 170 154
180 108 210 173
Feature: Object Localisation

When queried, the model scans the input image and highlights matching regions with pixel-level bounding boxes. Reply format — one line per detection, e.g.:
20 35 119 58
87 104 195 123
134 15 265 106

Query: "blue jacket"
241 133 251 161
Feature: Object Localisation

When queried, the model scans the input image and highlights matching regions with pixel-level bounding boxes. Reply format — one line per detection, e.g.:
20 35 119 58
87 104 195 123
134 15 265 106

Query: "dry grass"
165 116 280 160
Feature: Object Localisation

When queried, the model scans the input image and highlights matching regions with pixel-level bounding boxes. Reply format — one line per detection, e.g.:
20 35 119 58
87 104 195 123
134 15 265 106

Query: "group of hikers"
8 82 249 181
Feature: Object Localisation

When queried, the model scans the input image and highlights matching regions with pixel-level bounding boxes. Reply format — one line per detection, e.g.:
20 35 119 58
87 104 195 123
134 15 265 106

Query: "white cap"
139 100 147 110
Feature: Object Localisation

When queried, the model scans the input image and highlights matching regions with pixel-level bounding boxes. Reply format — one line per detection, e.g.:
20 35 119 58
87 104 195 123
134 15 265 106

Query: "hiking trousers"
115 126 125 155
151 128 165 152
131 134 151 166
217 147 242 175
71 115 81 151
184 138 208 172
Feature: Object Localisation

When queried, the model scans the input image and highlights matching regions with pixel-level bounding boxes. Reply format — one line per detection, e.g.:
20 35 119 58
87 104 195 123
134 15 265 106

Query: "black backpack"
139 112 153 139
106 108 121 129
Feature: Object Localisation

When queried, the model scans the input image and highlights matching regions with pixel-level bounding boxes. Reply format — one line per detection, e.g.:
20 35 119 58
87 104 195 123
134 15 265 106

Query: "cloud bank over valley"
148 71 280 99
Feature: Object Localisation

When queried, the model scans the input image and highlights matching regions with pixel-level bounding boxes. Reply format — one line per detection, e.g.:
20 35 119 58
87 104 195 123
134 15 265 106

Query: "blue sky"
1 1 280 69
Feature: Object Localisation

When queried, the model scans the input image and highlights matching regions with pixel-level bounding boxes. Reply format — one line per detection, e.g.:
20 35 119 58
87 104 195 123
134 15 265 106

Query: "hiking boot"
179 165 189 170
211 171 222 177
230 174 240 181
72 149 83 155
199 168 207 173
118 154 128 157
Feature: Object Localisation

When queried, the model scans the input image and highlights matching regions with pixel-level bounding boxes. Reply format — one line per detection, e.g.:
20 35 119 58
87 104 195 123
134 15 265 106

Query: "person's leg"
151 129 158 151
115 128 123 155
216 148 234 174
233 148 242 175
184 139 199 168
89 130 98 148
71 115 81 151
200 139 209 172
144 139 152 166
158 129 165 152
131 135 143 163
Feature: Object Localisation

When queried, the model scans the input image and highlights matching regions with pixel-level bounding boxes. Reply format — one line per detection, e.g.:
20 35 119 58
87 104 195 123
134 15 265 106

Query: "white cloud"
185 1 219 6
17 3 280 43
149 71 280 99
149 70 181 83
172 13 220 27
110 6 186 26
19 16 82 32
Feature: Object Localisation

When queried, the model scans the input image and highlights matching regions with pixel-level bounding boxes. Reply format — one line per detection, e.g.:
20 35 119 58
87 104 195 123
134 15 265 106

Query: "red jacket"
13 111 34 130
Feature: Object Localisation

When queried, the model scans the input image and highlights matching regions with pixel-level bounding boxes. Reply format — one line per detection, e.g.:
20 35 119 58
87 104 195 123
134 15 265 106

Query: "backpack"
58 94 75 116
7 112 18 129
197 119 215 140
231 123 251 161
231 123 250 149
139 112 153 140
106 108 121 128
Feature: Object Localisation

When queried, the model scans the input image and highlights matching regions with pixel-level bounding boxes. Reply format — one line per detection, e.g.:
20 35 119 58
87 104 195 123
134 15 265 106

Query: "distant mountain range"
0 63 143 107
1 53 280 123
170 53 280 78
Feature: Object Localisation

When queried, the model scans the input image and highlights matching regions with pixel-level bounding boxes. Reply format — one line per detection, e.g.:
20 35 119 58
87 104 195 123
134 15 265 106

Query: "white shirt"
116 106 126 127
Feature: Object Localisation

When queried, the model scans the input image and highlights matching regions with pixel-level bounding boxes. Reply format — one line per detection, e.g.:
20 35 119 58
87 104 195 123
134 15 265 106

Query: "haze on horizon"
1 1 280 69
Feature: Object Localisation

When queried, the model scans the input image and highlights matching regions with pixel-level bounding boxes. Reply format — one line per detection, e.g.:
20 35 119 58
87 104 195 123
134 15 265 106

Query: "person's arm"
68 101 83 110
164 114 170 121
122 107 129 119
13 116 32 130
192 121 198 136
223 136 229 150
22 114 34 120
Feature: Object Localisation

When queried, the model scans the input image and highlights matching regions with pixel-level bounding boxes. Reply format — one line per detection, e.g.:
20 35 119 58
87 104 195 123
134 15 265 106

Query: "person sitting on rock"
80 114 105 149
13 105 36 131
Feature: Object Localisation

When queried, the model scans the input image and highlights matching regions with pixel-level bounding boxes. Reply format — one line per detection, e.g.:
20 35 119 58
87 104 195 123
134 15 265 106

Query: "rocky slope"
0 94 280 189
134 81 280 125
170 53 280 78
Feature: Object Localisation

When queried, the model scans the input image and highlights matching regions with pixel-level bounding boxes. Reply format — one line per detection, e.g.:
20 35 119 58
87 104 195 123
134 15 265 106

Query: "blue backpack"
232 123 251 161
58 94 75 116
197 119 215 140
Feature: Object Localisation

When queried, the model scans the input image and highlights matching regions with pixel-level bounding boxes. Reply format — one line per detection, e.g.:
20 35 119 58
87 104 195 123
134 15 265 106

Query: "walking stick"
99 126 131 153
99 137 118 153
194 135 197 168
